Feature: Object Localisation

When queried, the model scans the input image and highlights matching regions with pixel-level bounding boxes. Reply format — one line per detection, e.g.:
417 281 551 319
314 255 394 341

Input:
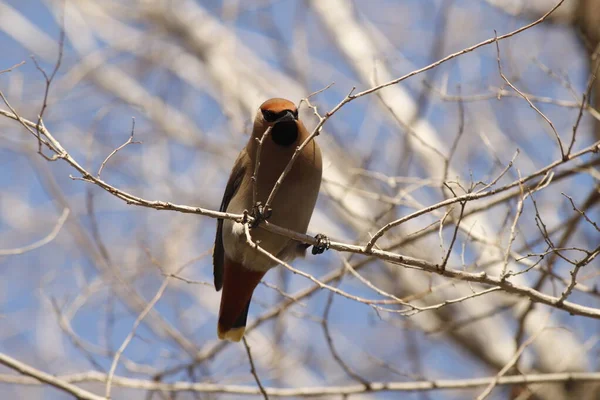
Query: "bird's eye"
262 110 277 122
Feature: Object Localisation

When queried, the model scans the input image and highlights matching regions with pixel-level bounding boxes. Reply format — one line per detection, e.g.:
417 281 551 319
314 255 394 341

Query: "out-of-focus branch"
2 366 600 396
0 353 105 400
476 325 547 399
105 275 172 399
484 0 576 22
0 208 69 256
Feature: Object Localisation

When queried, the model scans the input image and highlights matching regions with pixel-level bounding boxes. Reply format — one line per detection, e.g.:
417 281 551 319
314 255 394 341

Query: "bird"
213 98 329 342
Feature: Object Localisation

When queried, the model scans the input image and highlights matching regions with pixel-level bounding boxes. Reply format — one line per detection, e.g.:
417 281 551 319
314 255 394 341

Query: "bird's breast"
222 151 321 271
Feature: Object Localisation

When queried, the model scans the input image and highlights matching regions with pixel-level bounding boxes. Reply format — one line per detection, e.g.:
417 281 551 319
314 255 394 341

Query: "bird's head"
255 98 300 147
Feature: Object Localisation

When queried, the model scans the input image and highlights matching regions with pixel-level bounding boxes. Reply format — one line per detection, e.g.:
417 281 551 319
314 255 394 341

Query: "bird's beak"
275 110 296 123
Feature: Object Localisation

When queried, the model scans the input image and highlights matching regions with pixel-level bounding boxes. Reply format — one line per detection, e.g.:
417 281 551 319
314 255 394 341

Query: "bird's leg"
311 233 330 255
250 201 272 228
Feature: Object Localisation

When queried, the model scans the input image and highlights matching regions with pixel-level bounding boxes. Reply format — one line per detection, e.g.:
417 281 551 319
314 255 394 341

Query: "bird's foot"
250 202 272 228
312 233 330 255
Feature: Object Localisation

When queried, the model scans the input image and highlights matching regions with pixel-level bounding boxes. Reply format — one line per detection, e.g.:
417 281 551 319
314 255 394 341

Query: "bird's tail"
217 259 266 342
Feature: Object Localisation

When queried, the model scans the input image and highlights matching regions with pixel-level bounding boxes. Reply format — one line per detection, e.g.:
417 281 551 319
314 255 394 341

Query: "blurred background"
1 0 600 399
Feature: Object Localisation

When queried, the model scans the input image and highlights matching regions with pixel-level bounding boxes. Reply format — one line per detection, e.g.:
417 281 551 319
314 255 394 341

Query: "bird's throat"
271 121 298 147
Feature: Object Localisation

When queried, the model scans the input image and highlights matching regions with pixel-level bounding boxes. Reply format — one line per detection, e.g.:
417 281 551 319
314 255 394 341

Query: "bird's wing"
213 151 247 291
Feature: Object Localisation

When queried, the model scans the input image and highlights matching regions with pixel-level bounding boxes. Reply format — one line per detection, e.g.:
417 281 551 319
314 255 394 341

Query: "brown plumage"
213 98 323 341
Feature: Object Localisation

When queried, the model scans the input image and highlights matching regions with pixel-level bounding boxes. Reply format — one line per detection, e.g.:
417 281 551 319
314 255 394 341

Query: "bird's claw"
312 233 330 255
250 202 272 228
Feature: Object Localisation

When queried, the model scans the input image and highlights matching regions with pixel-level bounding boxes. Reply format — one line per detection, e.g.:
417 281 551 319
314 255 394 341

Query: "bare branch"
243 337 269 400
0 60 25 75
0 208 70 256
0 353 105 400
494 33 565 160
97 117 141 179
105 275 171 398
2 368 600 396
476 326 547 400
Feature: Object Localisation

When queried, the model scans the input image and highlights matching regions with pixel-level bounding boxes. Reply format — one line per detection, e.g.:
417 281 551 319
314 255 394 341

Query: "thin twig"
439 185 466 271
568 46 600 156
475 150 519 194
97 117 141 179
105 276 171 399
443 84 466 183
321 289 371 388
252 126 272 207
0 208 70 256
494 33 565 159
476 326 547 400
31 5 66 160
427 82 600 123
0 60 26 75
242 337 269 400
501 172 526 277
557 244 600 306
562 192 600 232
